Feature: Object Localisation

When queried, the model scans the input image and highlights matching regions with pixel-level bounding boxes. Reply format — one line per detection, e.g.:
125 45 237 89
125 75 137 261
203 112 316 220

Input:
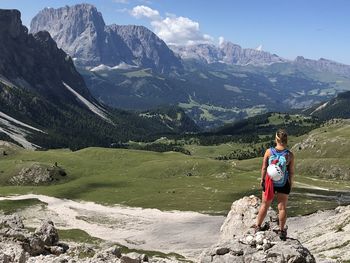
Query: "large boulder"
34 220 59 246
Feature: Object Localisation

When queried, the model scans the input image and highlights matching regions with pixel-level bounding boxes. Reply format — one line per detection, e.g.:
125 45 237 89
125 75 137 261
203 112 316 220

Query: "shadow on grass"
53 181 131 200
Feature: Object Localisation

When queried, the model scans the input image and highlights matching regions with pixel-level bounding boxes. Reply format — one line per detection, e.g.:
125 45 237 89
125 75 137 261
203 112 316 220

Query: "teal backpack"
268 147 289 187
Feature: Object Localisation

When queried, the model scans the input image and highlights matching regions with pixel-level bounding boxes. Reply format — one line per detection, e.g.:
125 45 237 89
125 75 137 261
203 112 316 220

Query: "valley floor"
0 194 224 260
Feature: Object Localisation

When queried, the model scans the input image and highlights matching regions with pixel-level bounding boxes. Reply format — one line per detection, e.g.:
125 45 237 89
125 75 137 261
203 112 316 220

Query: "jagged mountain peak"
30 4 182 73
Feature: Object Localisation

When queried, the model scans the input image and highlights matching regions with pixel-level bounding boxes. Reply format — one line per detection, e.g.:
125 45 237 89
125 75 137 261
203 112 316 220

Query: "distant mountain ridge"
30 4 182 73
294 56 350 77
170 42 286 66
171 43 350 77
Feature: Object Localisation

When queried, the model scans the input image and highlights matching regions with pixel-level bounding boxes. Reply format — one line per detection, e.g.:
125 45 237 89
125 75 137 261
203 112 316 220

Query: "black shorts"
262 179 291 195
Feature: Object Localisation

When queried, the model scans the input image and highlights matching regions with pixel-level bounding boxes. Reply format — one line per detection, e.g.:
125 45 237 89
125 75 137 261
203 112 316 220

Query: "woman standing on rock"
255 128 294 241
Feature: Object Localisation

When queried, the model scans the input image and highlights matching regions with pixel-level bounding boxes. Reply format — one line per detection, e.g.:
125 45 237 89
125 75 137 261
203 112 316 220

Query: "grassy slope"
1 123 350 217
0 147 252 214
291 119 350 180
1 120 349 216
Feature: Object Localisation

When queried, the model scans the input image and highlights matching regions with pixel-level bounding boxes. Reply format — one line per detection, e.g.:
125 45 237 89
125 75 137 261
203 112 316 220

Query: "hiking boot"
253 224 262 233
279 229 287 241
260 222 270 231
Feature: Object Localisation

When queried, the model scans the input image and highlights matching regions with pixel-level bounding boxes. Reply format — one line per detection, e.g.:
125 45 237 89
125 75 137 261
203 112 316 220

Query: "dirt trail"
0 194 224 259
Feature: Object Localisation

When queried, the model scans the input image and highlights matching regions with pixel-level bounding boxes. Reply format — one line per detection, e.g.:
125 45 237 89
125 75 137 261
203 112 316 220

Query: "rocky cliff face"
0 9 93 102
30 4 183 73
171 42 286 66
108 24 183 73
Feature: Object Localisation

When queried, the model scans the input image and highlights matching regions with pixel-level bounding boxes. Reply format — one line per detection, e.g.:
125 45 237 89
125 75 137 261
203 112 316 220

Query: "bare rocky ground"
1 194 349 262
288 206 350 262
0 194 225 262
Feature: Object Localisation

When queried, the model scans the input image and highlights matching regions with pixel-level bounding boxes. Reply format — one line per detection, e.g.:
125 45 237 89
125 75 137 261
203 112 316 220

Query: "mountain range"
1 2 350 148
28 4 350 129
0 9 193 150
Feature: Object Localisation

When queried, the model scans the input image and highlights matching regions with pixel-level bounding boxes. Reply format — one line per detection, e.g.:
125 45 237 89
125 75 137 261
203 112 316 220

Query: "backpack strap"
271 147 289 157
270 147 277 156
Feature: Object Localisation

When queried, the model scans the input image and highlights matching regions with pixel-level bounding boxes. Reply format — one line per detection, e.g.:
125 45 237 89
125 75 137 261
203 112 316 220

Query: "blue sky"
1 0 349 64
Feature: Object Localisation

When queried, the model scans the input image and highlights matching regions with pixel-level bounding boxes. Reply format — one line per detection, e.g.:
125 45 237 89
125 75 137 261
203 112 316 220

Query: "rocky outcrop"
0 214 181 263
30 4 183 73
0 214 68 260
9 163 67 185
200 196 315 263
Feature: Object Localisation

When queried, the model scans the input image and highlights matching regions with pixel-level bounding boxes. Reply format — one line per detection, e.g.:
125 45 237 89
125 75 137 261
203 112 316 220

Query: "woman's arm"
260 149 270 186
288 152 295 188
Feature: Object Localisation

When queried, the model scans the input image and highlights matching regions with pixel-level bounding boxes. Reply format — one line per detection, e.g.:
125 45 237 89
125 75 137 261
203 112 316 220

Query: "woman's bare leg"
276 193 288 230
256 192 272 227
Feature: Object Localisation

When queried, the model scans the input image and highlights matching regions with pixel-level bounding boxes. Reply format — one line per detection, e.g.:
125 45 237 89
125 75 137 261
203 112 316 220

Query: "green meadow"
1 119 350 217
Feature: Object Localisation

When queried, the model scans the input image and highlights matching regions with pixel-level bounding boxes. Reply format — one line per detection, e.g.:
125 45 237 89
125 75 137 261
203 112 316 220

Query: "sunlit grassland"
1 142 350 216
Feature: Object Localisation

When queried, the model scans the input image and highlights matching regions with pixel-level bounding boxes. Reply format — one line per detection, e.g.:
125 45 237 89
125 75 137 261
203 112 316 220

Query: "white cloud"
151 16 213 45
130 5 213 46
130 5 160 19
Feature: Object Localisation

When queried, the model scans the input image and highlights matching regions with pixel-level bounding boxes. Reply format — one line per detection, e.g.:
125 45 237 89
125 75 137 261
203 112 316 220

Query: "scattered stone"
215 247 229 255
120 255 141 263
